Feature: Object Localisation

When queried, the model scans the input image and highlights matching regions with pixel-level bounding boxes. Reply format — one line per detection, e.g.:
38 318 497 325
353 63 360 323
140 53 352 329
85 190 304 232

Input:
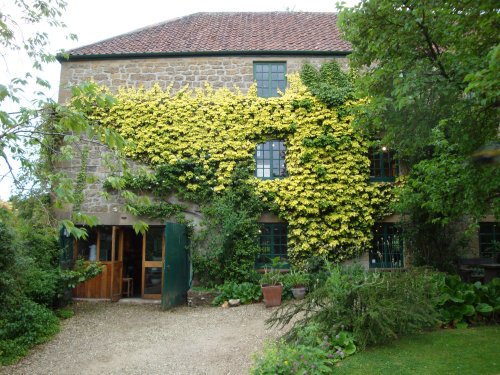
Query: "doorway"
122 228 143 297
121 226 164 299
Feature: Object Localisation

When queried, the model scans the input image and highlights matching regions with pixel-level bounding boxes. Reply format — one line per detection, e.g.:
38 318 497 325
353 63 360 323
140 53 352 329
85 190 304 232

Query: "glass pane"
146 228 163 261
144 267 162 295
77 228 97 261
99 227 113 261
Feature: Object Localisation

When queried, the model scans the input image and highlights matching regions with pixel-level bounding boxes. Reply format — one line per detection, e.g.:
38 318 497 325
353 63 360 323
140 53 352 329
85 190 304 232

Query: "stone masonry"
58 55 347 102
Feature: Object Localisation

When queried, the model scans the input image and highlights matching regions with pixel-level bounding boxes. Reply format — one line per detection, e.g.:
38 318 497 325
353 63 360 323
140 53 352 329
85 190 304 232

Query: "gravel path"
1 301 285 375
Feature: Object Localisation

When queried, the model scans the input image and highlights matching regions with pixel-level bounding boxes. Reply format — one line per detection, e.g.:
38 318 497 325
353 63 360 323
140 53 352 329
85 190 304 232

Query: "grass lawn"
335 325 500 375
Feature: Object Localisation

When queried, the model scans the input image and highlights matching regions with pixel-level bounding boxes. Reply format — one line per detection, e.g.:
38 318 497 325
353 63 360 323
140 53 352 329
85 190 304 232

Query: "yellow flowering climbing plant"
88 74 391 263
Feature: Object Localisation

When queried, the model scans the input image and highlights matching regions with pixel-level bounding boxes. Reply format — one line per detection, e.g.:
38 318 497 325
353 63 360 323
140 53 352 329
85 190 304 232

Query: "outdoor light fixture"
381 146 387 152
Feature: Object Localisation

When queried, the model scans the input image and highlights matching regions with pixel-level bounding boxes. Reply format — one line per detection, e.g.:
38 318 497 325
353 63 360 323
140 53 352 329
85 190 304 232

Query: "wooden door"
142 227 164 299
110 226 123 302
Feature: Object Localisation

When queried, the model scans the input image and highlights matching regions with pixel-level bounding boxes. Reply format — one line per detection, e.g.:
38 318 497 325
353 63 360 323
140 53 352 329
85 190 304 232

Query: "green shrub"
269 265 440 350
0 298 59 365
212 282 262 305
59 258 104 289
252 326 356 375
191 165 264 286
436 275 500 328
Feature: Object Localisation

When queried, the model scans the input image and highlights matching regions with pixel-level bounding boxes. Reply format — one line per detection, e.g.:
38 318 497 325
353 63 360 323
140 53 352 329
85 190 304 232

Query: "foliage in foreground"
252 327 356 375
436 275 500 328
268 265 440 350
0 203 103 365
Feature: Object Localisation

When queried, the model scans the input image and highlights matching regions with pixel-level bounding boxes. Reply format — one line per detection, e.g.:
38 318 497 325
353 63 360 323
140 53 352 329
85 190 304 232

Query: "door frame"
141 229 164 299
110 226 124 302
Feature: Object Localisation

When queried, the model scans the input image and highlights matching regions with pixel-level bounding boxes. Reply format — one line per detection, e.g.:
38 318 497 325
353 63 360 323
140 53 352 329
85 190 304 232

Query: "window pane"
144 267 162 295
254 140 287 180
254 63 286 98
99 227 113 261
146 228 163 261
77 228 97 261
258 223 288 266
370 223 403 268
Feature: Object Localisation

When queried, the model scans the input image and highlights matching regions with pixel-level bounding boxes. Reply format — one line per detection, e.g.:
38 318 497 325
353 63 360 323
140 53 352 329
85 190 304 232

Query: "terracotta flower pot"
261 284 283 307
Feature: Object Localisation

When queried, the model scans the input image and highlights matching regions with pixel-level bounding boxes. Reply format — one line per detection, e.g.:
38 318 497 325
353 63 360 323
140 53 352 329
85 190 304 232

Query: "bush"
0 298 60 365
191 165 264 286
436 275 500 327
252 325 356 375
268 265 440 349
212 282 262 305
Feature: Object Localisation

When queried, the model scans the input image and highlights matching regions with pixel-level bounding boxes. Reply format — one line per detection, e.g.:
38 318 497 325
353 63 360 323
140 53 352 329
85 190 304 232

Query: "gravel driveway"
2 301 285 375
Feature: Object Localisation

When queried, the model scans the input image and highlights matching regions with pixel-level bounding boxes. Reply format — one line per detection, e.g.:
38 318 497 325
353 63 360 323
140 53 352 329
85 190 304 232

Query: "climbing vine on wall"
89 74 392 263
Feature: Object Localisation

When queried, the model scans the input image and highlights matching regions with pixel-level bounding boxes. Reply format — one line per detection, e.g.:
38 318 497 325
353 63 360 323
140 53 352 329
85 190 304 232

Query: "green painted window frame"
253 62 287 98
255 140 287 180
479 222 499 259
256 223 289 268
369 147 399 182
369 223 404 268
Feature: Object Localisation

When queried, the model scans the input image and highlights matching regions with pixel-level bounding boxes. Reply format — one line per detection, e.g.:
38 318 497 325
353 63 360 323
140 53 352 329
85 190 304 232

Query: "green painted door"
161 222 189 309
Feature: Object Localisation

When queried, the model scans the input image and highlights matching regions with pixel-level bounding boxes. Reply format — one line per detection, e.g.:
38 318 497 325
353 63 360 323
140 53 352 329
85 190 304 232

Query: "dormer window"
255 140 286 179
254 62 286 98
369 146 399 182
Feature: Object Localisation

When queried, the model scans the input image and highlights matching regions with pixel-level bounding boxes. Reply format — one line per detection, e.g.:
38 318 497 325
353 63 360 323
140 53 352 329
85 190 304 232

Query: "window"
255 140 286 179
77 228 98 261
369 146 399 182
75 226 114 262
369 223 404 268
479 222 499 259
256 223 288 268
254 62 286 98
99 226 113 261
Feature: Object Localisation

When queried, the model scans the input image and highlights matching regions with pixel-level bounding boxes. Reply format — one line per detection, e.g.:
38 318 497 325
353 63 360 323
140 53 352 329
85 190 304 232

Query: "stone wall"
58 55 347 102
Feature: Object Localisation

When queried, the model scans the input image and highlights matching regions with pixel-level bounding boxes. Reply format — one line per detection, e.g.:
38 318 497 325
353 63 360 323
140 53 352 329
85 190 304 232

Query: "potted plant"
260 258 284 307
286 270 309 300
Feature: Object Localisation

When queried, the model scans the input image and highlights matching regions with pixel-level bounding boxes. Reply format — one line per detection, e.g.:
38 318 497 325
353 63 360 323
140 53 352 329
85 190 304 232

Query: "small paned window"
255 140 286 180
369 146 399 182
370 223 404 268
254 62 286 98
76 228 98 261
99 227 113 261
479 222 499 259
256 223 288 268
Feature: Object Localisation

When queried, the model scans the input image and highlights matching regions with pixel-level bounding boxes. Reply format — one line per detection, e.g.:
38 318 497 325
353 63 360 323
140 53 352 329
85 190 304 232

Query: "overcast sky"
0 0 359 199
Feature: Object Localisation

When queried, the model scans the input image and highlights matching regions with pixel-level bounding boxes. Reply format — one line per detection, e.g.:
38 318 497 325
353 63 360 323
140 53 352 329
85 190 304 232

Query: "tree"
338 1 499 269
0 0 125 236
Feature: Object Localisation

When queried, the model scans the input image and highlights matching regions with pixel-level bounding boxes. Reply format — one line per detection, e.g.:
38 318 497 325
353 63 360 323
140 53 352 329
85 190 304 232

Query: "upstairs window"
255 140 286 180
370 223 404 268
369 146 399 182
254 62 286 98
479 222 499 259
256 223 288 268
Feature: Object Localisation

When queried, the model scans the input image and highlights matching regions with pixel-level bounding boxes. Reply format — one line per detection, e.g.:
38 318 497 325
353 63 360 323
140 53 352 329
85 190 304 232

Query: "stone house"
56 12 497 303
